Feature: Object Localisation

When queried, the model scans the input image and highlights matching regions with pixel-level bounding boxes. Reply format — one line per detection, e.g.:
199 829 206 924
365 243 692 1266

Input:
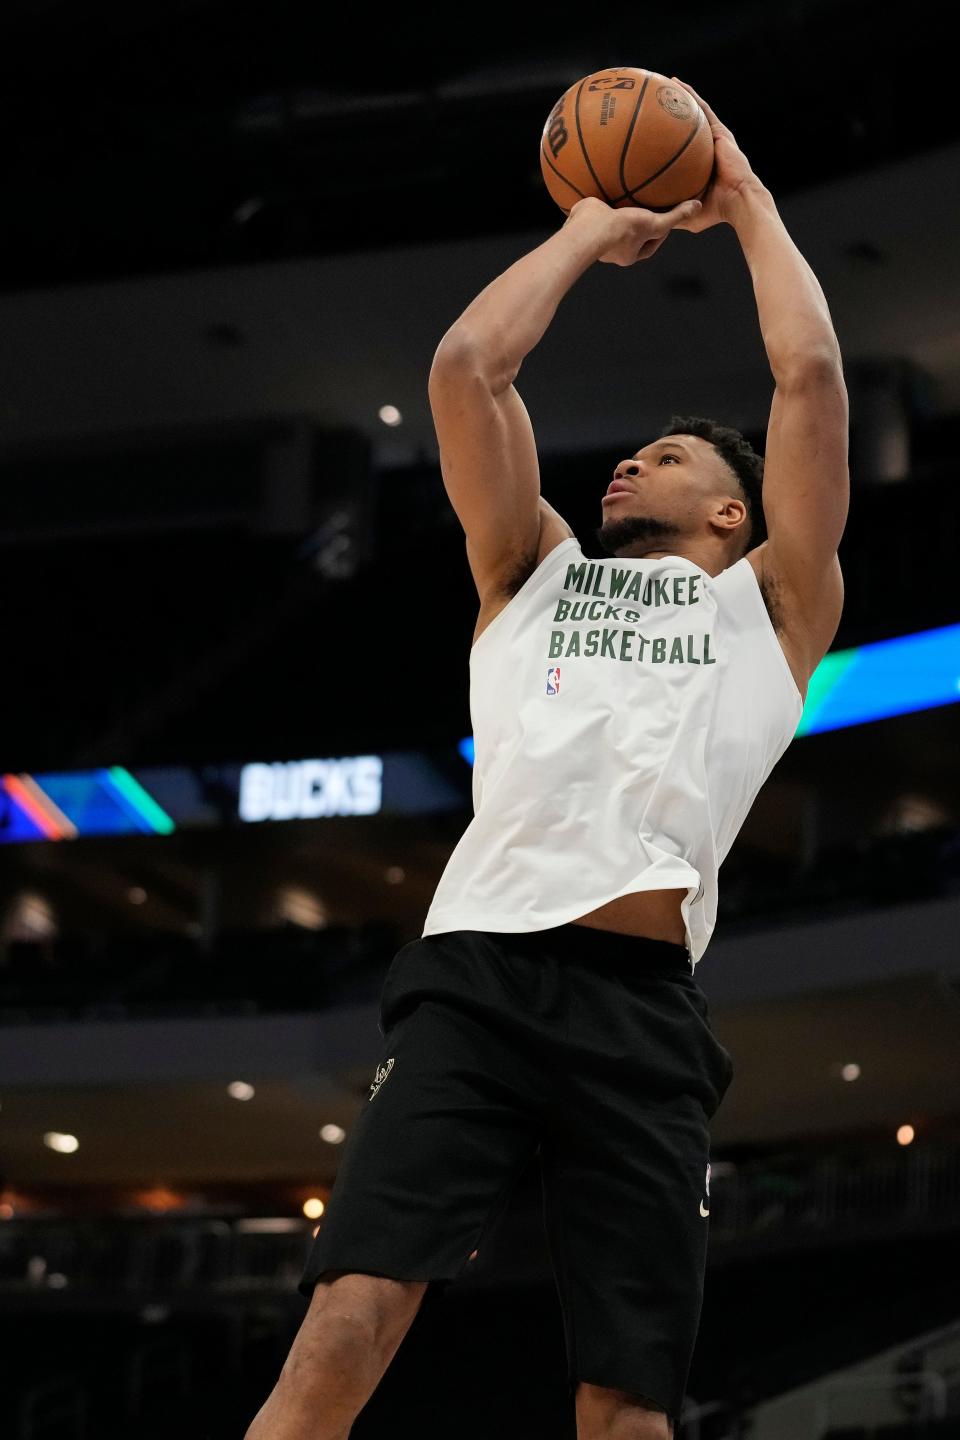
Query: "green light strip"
107 766 176 834
795 646 861 737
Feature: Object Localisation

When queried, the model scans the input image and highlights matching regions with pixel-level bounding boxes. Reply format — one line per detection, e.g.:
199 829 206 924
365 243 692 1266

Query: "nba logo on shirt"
546 666 560 695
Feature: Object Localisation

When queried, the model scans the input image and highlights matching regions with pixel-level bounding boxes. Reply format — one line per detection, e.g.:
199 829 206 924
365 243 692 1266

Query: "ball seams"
618 74 652 202
575 77 615 206
540 139 588 203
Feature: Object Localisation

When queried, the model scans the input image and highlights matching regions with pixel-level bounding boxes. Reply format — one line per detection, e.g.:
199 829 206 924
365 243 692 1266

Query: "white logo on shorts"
368 1058 395 1101
699 1161 711 1217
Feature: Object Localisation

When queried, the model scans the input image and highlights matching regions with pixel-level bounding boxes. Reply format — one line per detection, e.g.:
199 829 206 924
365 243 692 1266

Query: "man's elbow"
430 327 518 395
774 345 845 391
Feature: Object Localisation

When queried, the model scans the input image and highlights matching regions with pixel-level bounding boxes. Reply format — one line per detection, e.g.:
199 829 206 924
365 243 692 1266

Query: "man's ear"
712 497 747 533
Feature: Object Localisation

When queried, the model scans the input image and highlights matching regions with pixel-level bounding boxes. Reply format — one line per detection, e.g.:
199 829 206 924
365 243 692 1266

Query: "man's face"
596 434 726 555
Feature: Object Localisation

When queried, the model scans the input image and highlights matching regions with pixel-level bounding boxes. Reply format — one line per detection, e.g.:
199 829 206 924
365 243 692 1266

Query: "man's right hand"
564 194 703 267
668 78 763 232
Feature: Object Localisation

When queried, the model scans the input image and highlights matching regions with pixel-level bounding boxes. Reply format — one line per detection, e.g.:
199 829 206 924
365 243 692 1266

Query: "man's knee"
296 1270 430 1362
244 1272 430 1440
575 1380 673 1438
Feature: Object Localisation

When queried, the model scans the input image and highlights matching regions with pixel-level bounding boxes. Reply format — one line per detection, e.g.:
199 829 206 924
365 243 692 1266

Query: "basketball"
540 67 715 214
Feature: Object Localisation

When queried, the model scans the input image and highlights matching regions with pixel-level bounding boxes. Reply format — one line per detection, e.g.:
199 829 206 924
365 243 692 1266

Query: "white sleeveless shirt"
422 537 804 968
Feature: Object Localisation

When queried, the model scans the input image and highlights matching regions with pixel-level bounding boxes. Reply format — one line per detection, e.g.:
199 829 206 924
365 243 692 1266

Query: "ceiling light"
303 1197 325 1219
228 1081 255 1101
3 893 57 942
378 405 402 426
896 1124 915 1146
236 1218 303 1234
43 1132 79 1154
880 793 951 835
320 1124 345 1144
274 887 328 930
841 1063 861 1081
133 1187 184 1213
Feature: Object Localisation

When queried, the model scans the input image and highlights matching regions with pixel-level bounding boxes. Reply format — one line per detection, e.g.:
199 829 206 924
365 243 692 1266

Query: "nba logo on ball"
546 667 561 695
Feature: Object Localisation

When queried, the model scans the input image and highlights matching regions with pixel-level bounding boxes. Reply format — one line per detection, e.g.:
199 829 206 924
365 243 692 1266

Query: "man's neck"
611 541 733 577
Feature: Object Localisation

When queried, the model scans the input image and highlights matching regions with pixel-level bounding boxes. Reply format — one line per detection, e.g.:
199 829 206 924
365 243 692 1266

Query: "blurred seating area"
709 1141 960 1251
824 1426 959 1438
1 823 958 1025
0 1307 284 1440
2 1139 958 1290
1 1170 958 1440
0 919 401 1024
716 822 960 927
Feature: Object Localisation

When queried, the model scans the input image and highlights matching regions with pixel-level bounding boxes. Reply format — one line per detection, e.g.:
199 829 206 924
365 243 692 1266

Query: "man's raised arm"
434 194 705 386
728 180 849 563
672 77 848 674
429 195 702 604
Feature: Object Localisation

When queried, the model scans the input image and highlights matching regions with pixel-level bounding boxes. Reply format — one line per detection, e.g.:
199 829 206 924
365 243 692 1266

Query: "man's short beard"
594 513 683 556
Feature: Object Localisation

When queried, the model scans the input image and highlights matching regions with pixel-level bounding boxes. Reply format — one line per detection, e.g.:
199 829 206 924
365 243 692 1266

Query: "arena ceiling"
0 0 956 468
2 0 955 289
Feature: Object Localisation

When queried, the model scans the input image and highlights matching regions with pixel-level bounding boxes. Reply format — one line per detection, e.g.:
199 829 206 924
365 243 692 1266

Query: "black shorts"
297 922 734 1424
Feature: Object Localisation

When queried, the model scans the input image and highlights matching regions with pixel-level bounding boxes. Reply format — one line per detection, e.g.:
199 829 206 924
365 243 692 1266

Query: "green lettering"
654 578 670 606
554 598 570 622
619 630 634 661
635 634 649 662
591 566 606 596
600 629 616 658
672 577 686 605
565 561 587 593
670 636 685 663
686 633 701 664
623 572 643 603
608 567 630 598
652 637 666 663
704 633 716 665
688 574 700 605
549 631 564 658
566 630 581 657
584 629 600 657
642 578 653 605
588 599 605 620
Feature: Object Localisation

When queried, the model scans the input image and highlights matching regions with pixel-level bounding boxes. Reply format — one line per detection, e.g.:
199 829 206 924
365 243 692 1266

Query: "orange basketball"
540 67 715 214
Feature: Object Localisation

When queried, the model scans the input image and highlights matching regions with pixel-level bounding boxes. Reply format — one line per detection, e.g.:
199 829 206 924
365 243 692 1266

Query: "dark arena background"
2 2 960 1436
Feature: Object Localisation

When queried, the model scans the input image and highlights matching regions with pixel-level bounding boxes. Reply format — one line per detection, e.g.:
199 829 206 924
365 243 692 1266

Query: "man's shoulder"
745 542 843 696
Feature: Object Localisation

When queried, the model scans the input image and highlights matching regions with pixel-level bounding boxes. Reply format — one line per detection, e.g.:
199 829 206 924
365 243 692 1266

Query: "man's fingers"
621 196 699 246
640 197 701 234
637 234 668 262
671 75 730 135
671 75 711 116
664 198 703 227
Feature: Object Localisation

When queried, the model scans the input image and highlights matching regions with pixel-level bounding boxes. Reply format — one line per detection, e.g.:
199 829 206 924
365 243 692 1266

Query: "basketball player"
247 79 847 1440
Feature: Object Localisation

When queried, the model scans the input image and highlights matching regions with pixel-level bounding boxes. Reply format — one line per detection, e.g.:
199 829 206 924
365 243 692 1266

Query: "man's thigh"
539 958 725 1425
299 994 550 1294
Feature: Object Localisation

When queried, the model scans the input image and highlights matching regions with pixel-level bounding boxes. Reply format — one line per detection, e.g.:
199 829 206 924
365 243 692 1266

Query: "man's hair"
658 414 766 553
